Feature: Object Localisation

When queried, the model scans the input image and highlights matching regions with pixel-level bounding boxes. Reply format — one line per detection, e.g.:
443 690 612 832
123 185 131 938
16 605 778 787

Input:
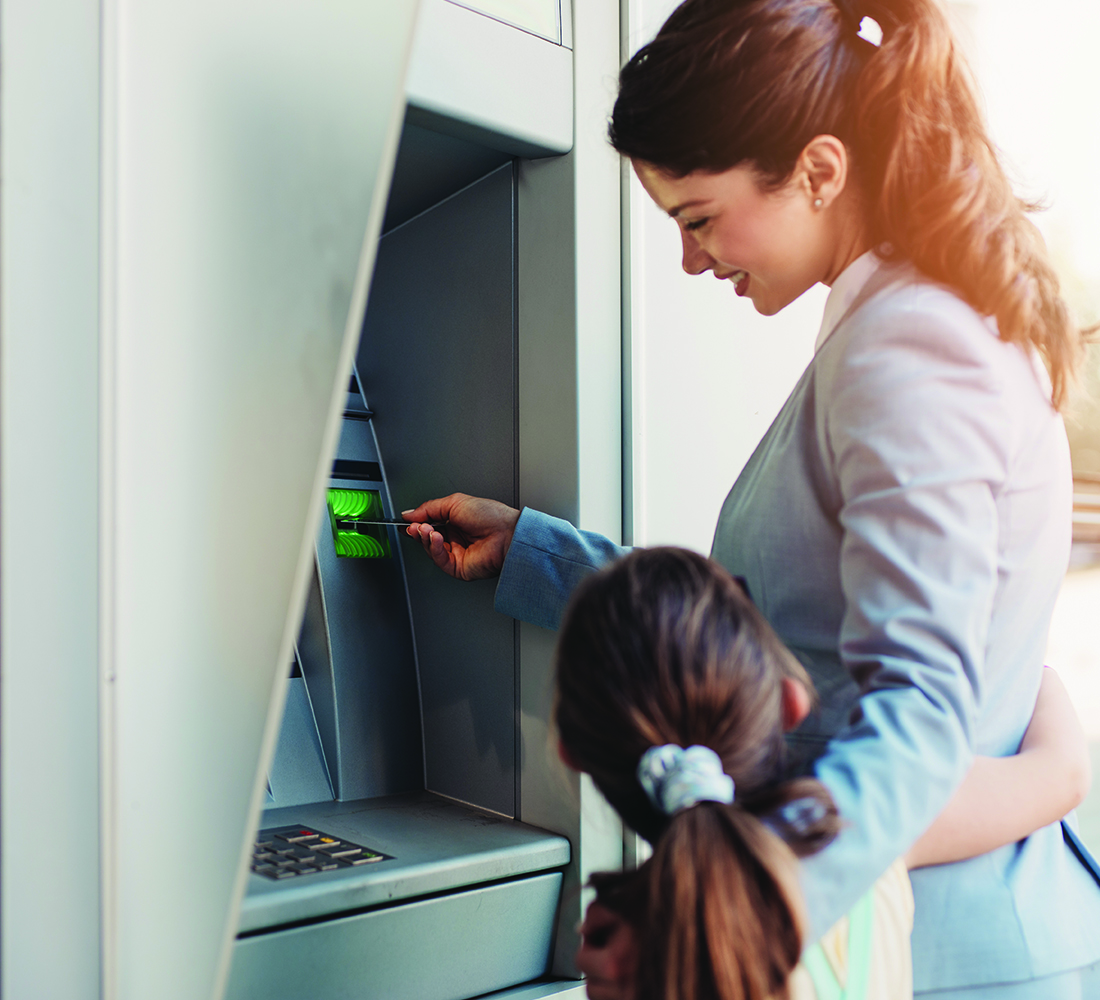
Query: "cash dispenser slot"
226 126 569 1000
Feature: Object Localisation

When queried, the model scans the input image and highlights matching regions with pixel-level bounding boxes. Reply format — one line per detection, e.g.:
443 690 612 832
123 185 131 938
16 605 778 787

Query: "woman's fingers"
401 494 461 526
402 494 520 581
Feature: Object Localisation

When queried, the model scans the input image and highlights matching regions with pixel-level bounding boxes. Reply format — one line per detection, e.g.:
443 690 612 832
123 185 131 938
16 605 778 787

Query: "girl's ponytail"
640 804 802 1000
592 779 839 1000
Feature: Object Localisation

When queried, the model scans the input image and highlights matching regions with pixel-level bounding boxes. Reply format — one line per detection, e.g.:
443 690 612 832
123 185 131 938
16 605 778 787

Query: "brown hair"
609 0 1084 408
554 548 840 1000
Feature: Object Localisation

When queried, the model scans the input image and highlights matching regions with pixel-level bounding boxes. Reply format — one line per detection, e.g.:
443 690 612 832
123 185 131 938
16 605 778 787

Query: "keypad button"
274 829 319 844
273 868 299 879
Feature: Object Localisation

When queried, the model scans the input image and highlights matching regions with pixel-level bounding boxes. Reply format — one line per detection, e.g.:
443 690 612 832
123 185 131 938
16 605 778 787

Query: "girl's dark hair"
554 548 840 1000
610 0 1084 408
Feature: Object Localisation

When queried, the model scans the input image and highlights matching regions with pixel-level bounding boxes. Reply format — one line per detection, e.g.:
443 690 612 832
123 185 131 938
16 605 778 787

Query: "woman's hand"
575 900 639 1000
402 493 520 581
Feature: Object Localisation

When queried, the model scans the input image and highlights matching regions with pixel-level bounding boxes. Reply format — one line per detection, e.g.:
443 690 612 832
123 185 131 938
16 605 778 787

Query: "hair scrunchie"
636 744 735 815
832 0 883 47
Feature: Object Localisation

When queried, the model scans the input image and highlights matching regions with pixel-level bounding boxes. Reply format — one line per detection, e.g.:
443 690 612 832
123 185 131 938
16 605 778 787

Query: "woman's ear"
795 134 849 208
780 678 812 732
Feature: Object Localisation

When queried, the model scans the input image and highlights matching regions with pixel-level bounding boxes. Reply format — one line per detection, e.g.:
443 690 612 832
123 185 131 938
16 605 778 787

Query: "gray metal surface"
1 1 102 997
384 120 510 233
455 0 562 44
267 678 334 808
475 982 587 1000
238 792 568 933
407 0 572 158
360 164 519 818
227 872 562 1000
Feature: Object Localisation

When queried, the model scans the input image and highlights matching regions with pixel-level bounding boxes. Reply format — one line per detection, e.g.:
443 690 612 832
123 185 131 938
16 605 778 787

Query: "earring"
813 197 824 210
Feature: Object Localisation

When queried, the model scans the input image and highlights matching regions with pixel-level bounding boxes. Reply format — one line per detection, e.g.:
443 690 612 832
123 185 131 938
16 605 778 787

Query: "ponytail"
851 0 1082 407
610 0 1085 408
593 786 838 1000
643 805 802 1000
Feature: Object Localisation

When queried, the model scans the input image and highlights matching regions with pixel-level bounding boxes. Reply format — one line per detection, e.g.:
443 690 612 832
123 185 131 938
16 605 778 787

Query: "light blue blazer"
494 262 1100 993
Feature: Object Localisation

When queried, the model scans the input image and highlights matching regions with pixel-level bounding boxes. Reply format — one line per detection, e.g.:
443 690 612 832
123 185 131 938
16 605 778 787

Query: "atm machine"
1 1 623 999
226 126 576 1000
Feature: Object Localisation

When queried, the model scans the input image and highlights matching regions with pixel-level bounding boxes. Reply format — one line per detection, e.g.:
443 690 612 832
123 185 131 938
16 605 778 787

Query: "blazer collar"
814 249 882 353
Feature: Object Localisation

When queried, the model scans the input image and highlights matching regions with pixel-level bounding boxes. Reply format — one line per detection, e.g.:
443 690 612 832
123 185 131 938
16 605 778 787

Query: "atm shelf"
238 791 570 934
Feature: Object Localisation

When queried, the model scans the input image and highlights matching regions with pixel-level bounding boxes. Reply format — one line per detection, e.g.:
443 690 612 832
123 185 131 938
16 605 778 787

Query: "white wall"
623 0 827 553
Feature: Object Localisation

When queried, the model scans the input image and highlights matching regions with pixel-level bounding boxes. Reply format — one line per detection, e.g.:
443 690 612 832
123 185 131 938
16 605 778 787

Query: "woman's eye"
684 218 708 232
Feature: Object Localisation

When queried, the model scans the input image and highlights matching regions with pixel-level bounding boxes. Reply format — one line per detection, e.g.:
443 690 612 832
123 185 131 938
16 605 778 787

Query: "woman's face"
634 159 842 316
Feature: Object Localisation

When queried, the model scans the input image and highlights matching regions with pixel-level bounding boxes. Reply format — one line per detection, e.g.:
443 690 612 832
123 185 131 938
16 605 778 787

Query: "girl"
553 547 1087 1000
404 0 1100 993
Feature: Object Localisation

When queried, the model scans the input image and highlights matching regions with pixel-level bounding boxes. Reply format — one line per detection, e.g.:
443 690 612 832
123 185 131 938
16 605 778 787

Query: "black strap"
1063 820 1100 887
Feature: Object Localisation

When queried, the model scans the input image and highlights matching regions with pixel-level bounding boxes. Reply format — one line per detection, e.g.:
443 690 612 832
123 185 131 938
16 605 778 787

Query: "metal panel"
228 873 561 1000
481 983 588 1000
102 3 418 998
384 120 510 233
0 0 102 997
449 0 561 43
267 678 334 808
407 0 573 157
515 0 625 977
359 165 518 818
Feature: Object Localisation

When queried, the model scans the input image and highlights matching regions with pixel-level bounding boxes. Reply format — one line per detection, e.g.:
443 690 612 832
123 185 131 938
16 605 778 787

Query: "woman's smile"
633 149 865 315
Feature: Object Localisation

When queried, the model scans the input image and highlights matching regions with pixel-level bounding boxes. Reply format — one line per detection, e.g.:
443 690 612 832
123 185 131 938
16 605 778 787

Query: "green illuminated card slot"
327 488 390 558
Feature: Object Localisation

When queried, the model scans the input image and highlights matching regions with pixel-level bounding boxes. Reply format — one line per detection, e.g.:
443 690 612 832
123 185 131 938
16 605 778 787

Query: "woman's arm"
905 668 1091 868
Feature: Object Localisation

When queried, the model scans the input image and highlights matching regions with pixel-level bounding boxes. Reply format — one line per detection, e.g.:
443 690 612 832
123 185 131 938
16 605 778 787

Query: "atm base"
226 871 562 1000
227 792 572 1000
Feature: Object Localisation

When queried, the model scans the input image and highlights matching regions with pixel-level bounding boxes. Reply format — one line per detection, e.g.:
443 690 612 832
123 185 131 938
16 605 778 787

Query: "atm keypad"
251 825 390 880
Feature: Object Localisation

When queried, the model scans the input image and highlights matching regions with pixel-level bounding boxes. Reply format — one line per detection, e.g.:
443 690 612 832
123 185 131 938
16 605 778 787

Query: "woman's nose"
680 228 714 275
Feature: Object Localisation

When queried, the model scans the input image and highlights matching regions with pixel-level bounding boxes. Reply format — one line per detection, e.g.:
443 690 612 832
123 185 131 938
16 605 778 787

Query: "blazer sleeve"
799 293 1015 939
494 507 629 631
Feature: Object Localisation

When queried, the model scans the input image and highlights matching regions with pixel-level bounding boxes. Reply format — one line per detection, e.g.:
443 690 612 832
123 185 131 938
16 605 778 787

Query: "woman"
403 0 1100 995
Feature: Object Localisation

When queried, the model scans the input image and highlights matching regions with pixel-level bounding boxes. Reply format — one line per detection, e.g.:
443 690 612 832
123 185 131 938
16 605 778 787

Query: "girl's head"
554 548 839 1000
611 0 1083 407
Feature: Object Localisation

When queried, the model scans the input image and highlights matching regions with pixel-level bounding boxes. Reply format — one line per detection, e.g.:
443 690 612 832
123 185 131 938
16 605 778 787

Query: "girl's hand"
576 900 639 1000
402 493 520 581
